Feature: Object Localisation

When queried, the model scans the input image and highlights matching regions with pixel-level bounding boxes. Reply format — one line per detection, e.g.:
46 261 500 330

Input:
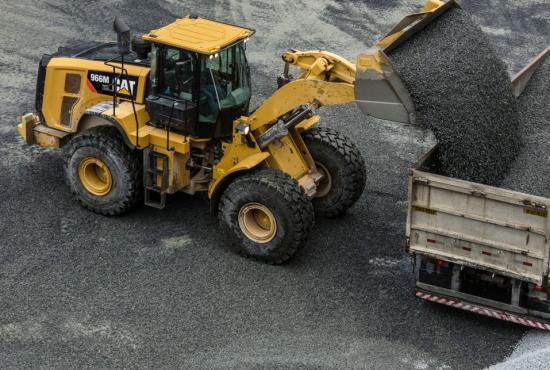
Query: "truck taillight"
533 285 550 293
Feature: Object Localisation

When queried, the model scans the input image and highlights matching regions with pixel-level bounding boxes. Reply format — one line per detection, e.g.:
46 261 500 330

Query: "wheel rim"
78 157 113 196
314 162 332 198
238 203 277 243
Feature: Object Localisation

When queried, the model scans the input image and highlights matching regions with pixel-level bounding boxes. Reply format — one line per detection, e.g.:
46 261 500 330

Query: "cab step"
143 146 169 209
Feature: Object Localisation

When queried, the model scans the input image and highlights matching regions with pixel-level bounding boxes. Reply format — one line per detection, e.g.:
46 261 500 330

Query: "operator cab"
142 16 254 138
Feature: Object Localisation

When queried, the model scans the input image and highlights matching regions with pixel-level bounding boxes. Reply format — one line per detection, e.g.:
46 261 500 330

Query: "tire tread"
64 126 141 216
218 168 314 264
302 126 366 217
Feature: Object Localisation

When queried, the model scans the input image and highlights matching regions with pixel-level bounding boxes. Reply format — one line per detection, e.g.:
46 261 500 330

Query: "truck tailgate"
407 147 550 285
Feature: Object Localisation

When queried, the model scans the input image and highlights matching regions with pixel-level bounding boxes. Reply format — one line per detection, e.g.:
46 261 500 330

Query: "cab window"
199 44 251 123
159 47 195 101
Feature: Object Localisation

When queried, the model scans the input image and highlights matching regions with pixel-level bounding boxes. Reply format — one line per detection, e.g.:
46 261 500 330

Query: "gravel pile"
500 57 550 197
388 8 521 185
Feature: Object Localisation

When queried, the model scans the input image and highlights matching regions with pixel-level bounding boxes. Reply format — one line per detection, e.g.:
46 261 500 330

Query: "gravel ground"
489 331 550 370
0 0 548 369
389 8 520 185
501 57 550 197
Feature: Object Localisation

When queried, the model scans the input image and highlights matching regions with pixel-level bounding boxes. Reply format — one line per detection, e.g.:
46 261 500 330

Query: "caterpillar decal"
86 71 138 99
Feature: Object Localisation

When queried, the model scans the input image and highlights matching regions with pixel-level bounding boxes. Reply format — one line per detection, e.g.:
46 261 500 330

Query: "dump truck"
407 48 550 330
18 0 459 264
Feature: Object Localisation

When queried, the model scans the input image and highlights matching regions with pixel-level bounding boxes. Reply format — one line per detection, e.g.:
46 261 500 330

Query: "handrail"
104 55 141 148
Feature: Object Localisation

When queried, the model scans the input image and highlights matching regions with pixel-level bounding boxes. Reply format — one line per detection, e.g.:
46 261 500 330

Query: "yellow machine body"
18 0 456 202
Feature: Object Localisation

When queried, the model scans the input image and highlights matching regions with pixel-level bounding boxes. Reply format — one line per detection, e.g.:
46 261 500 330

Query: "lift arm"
244 49 357 132
244 0 458 132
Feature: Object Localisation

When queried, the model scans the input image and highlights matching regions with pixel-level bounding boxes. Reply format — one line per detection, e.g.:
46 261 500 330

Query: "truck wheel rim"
238 203 277 243
78 157 113 196
315 162 332 198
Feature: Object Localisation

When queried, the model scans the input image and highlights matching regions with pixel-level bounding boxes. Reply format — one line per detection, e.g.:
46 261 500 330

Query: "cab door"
145 46 199 134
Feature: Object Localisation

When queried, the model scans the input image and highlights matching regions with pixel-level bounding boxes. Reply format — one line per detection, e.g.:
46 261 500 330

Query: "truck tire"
218 169 315 264
64 126 141 216
302 127 366 217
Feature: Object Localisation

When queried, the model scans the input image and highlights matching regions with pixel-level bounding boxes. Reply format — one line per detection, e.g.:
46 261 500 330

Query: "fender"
78 101 149 150
208 152 271 214
295 114 320 134
78 111 136 149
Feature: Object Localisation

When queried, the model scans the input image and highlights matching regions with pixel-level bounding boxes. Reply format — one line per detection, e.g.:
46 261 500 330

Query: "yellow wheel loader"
18 0 456 264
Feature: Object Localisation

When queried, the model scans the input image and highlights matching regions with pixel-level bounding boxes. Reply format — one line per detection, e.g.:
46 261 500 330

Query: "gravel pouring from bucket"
354 0 458 124
355 0 521 185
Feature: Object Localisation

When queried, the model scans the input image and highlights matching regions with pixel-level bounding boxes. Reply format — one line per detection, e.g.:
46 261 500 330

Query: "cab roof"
143 16 254 55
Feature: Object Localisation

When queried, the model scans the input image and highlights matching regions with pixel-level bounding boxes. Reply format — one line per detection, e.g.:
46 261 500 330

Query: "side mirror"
113 17 131 55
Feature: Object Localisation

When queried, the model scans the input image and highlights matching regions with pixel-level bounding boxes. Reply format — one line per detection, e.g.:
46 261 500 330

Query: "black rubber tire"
64 126 142 216
302 126 366 217
218 169 315 264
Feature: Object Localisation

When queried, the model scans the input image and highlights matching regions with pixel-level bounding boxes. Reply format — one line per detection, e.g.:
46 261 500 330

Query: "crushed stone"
388 8 521 185
500 56 550 197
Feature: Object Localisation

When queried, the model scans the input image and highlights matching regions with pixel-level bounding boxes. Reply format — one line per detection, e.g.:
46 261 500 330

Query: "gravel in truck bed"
388 8 521 186
500 57 550 197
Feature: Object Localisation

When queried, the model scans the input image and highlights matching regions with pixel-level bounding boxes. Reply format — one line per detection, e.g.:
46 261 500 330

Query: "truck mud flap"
416 288 550 330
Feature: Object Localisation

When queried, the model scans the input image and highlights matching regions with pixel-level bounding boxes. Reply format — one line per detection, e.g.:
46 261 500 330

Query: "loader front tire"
218 169 314 264
302 127 366 217
64 126 141 216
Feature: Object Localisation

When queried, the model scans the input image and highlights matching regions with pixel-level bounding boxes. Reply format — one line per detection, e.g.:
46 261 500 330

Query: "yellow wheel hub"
78 157 113 196
238 203 277 243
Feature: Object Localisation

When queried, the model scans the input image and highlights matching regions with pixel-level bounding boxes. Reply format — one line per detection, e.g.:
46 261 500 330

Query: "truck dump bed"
408 147 550 329
406 48 550 329
408 146 550 285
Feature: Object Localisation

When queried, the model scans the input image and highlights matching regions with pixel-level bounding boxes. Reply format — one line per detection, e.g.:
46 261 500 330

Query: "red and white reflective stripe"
416 291 550 330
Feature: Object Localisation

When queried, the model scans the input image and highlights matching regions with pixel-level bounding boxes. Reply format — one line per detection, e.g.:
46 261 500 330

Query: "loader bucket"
511 47 550 98
354 0 460 124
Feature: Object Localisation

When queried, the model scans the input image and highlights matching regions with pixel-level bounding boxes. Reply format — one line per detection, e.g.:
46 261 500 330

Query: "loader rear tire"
64 126 142 216
302 127 366 217
218 169 314 264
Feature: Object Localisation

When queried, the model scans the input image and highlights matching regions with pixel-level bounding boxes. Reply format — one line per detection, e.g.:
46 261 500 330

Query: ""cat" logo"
87 71 139 99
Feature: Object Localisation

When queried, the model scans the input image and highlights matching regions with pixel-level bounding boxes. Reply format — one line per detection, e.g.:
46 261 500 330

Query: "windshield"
199 43 250 123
